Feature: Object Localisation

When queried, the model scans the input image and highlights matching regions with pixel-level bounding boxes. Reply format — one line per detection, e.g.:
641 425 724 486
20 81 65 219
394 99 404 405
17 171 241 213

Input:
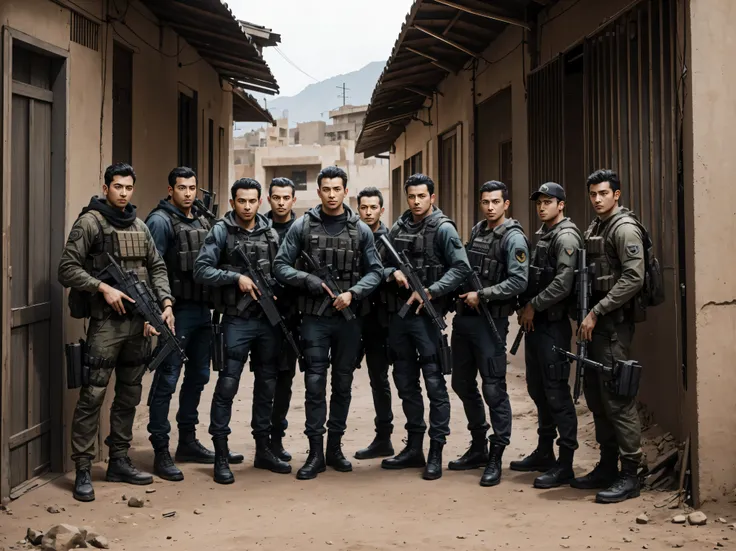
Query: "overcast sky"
228 0 415 97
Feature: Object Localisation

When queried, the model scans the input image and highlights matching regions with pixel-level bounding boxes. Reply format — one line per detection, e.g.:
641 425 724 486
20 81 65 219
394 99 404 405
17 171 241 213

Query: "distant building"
233 105 390 217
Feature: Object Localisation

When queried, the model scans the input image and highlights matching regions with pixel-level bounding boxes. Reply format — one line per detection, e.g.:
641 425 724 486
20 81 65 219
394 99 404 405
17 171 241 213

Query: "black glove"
304 274 326 296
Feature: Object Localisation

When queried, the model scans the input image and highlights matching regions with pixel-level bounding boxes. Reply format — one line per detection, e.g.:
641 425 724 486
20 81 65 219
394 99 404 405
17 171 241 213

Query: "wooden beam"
405 86 444 98
412 24 479 58
443 11 463 36
167 21 254 49
228 79 279 95
207 59 273 80
405 46 457 73
152 0 234 25
432 0 530 30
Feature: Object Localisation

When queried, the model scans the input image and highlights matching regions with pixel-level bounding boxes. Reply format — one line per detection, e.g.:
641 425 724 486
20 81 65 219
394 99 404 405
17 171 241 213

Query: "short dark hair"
317 165 348 188
404 173 435 195
586 169 620 192
231 178 262 200
479 180 509 201
168 167 196 188
269 177 296 196
357 186 384 208
104 162 136 187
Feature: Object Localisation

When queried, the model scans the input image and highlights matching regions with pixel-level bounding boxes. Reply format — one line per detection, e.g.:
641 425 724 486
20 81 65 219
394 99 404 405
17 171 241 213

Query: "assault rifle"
97 254 188 403
379 235 452 375
193 188 218 223
467 271 503 345
552 346 642 399
570 248 592 402
299 251 356 321
233 244 303 363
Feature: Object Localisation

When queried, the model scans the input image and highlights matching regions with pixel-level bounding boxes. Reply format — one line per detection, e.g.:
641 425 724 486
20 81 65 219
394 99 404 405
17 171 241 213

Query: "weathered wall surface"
686 0 736 503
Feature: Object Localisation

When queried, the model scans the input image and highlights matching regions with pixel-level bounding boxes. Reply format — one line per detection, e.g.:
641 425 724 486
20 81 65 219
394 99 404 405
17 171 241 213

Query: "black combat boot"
254 436 291 474
448 432 489 470
106 456 153 485
177 433 244 464
595 460 641 504
326 432 353 472
480 444 505 487
73 468 95 502
270 432 292 462
297 436 326 480
534 446 575 489
381 433 426 470
422 440 444 480
212 437 234 485
509 440 556 472
571 452 619 490
354 429 394 460
153 448 184 482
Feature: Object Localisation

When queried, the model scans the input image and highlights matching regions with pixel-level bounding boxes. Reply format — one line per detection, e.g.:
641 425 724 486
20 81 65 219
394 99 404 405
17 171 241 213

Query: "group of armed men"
58 161 654 508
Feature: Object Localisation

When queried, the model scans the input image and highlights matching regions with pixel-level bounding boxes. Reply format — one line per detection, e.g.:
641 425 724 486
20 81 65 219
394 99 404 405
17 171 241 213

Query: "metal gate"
582 0 682 433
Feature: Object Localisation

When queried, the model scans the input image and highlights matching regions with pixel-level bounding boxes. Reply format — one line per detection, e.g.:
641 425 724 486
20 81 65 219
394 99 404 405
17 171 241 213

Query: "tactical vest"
585 208 643 322
526 219 582 321
159 210 212 303
458 219 526 318
69 210 150 319
385 213 454 315
295 214 366 317
210 223 279 317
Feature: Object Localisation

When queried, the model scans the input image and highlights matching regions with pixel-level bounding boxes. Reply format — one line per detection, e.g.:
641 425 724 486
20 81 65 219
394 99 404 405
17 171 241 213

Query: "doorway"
1 28 67 499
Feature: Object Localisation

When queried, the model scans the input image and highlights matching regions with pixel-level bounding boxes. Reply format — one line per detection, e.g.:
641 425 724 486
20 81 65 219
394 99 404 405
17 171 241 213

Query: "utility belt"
297 294 365 318
455 301 514 318
170 277 211 304
532 302 569 323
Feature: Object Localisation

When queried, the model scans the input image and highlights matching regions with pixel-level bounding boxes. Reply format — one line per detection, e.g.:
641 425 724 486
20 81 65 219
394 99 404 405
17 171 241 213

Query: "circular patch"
67 228 84 242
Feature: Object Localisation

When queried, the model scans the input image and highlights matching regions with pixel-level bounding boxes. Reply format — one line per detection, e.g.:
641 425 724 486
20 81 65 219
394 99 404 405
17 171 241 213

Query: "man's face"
480 190 508 223
358 196 384 227
268 185 296 217
169 176 196 211
588 181 620 215
406 184 434 217
104 175 135 208
317 177 346 210
230 188 261 223
536 195 564 222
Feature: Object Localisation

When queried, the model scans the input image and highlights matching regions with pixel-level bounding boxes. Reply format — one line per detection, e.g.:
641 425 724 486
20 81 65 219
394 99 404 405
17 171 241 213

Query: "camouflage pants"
71 315 150 469
583 318 643 466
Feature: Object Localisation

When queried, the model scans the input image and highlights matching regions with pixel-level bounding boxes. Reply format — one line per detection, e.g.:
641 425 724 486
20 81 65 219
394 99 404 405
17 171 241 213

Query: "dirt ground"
1 321 735 551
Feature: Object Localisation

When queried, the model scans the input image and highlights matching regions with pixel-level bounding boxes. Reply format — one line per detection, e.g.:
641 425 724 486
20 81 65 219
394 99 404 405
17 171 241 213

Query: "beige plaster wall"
686 0 736 503
1 0 236 473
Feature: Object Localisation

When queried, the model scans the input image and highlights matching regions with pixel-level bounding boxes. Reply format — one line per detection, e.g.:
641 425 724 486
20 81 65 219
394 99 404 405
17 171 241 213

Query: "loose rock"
26 529 44 546
89 536 109 549
41 524 85 551
719 518 728 524
672 515 687 524
688 511 708 526
46 506 60 514
127 496 144 508
637 514 649 525
193 509 203 515
145 489 156 494
624 536 633 543
162 510 176 518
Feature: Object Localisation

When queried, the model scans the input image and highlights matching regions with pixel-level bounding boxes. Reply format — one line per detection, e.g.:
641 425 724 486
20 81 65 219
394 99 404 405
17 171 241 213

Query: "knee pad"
113 381 143 410
215 376 240 401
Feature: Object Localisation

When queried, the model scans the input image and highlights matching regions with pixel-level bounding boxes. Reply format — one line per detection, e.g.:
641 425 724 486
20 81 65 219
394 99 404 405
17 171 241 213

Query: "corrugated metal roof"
232 88 274 124
140 0 279 95
356 0 541 157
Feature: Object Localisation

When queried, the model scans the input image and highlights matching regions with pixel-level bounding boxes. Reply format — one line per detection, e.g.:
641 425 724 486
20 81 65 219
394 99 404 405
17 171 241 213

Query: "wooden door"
7 45 54 492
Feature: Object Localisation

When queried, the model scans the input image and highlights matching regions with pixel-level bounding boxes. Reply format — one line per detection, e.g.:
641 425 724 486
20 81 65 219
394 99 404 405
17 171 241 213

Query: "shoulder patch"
450 237 463 249
205 234 216 245
626 244 641 257
67 228 84 242
564 247 574 256
515 249 527 263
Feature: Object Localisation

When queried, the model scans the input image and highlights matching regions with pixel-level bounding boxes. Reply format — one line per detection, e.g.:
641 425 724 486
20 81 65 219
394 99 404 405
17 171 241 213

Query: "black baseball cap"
530 182 566 202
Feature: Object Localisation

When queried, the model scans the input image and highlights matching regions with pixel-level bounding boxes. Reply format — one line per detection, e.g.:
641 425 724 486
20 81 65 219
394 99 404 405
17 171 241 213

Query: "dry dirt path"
1 321 734 551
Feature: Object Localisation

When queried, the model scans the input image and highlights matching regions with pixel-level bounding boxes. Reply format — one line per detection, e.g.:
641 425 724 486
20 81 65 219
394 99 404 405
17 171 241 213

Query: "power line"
337 83 350 106
273 47 319 83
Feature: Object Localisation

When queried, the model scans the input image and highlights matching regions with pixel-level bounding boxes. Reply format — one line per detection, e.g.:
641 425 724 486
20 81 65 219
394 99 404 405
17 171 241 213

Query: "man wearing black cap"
510 182 583 489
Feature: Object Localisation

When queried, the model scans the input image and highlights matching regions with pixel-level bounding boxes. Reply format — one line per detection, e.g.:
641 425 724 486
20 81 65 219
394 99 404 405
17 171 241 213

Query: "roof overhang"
140 0 279 95
356 0 545 156
232 88 274 124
